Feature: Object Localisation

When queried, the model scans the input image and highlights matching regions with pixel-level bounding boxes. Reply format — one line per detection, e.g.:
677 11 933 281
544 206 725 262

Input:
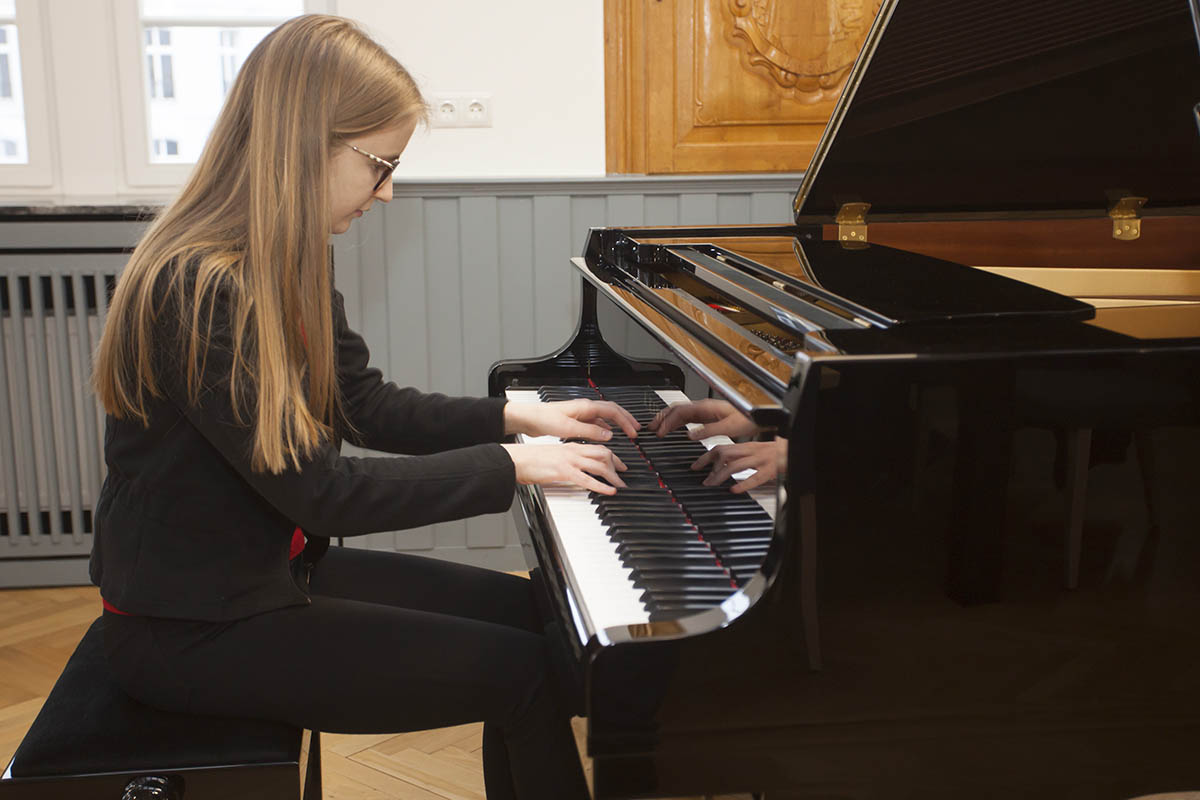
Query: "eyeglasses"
348 144 398 193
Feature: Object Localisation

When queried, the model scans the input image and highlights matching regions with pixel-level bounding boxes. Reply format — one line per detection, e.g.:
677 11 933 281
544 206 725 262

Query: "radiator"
0 252 126 559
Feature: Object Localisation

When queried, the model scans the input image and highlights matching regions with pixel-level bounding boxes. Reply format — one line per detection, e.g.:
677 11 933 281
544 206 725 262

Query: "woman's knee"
489 633 560 728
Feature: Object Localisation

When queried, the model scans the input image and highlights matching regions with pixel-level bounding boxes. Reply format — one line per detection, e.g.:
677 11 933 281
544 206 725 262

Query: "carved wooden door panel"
606 0 881 174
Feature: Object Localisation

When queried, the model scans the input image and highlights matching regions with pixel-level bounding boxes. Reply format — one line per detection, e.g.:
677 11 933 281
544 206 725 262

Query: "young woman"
90 15 637 800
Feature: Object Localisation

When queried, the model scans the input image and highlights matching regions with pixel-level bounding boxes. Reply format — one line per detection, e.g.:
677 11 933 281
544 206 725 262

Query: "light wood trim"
644 0 676 174
976 267 1200 301
605 0 646 174
820 217 1200 270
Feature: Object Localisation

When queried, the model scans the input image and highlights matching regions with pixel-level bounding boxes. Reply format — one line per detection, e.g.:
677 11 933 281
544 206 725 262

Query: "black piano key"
602 516 693 528
707 543 771 555
670 486 746 497
677 497 767 509
693 521 774 534
608 533 708 545
690 515 773 527
640 589 733 605
718 553 768 571
634 576 737 593
602 506 685 521
685 507 772 519
700 531 773 544
649 599 722 611
616 541 713 555
601 514 692 527
594 497 681 507
648 605 720 621
628 567 728 582
594 488 673 498
626 555 722 568
605 527 704 539
599 509 687 520
631 567 731 583
621 554 724 570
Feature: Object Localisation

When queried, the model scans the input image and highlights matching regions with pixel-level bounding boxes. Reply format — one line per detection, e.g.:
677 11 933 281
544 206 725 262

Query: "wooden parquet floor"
1 584 1196 800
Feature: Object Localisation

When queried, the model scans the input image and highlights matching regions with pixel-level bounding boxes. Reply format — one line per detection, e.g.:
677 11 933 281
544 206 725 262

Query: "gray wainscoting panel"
331 176 798 571
0 175 799 584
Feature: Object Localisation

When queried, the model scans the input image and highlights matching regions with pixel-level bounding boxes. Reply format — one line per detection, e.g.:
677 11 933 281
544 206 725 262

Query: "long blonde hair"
93 15 425 474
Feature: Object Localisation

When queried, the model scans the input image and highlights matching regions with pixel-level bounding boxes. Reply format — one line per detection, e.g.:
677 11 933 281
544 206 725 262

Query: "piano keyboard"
506 385 778 639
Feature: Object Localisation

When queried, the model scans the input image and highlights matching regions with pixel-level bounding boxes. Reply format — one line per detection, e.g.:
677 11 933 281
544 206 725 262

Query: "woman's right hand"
500 442 628 496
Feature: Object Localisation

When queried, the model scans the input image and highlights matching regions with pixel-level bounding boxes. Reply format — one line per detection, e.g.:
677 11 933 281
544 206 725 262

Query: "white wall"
341 1 606 179
0 0 606 204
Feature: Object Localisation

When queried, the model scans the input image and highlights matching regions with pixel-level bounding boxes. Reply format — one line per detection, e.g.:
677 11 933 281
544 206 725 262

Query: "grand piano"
489 1 1200 797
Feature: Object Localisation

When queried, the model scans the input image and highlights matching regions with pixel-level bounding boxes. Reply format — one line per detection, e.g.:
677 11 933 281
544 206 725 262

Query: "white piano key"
507 389 651 635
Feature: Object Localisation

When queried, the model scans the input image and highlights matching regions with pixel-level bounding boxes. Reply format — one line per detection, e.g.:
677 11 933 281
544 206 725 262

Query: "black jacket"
90 274 515 621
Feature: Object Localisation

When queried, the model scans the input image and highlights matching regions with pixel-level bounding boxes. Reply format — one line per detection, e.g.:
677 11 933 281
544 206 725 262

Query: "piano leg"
1063 426 1092 589
946 366 1015 605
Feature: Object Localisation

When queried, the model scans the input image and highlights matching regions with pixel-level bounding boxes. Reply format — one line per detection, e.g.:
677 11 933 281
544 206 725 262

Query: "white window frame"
0 0 56 188
114 0 332 189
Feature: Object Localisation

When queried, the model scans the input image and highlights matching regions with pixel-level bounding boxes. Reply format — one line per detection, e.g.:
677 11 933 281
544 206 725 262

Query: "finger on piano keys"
505 385 779 638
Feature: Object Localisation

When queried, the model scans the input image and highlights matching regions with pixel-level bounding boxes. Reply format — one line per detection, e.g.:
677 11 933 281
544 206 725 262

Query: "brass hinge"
1108 196 1147 241
836 202 871 245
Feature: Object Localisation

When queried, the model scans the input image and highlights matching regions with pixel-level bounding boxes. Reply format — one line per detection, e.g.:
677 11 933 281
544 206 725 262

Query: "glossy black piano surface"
490 1 1200 797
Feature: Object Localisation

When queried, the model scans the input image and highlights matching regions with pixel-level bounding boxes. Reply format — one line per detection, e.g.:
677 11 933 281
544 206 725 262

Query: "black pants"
101 546 589 800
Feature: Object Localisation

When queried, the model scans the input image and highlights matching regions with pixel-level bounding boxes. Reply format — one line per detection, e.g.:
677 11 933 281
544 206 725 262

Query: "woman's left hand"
504 399 641 442
691 438 786 493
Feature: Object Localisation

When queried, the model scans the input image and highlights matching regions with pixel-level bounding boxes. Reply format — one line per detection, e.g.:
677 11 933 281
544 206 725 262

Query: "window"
137 0 303 165
0 0 51 185
0 0 27 165
219 29 237 95
145 27 174 99
1 28 12 98
115 0 326 186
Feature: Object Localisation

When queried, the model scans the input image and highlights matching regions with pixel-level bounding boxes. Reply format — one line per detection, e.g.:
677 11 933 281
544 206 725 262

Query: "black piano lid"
671 239 1092 326
789 240 1094 325
792 0 1200 221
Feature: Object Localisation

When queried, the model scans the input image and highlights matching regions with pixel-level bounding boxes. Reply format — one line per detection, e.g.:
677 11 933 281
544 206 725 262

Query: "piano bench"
1016 367 1197 589
0 618 321 800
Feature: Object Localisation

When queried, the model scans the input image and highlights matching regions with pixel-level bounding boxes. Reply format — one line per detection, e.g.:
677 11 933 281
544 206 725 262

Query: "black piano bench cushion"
7 617 301 779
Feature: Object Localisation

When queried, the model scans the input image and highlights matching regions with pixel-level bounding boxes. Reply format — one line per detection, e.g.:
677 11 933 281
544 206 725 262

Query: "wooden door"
606 0 882 174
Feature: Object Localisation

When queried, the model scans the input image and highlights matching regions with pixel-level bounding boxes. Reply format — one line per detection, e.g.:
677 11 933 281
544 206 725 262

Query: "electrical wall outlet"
429 94 493 128
461 96 492 127
431 96 460 128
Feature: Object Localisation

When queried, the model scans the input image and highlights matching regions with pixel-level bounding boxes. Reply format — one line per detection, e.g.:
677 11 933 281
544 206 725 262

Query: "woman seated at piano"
88 15 624 800
648 399 787 493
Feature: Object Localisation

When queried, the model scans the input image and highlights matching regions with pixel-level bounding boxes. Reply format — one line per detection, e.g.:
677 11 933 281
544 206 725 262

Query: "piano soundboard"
506 386 777 643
